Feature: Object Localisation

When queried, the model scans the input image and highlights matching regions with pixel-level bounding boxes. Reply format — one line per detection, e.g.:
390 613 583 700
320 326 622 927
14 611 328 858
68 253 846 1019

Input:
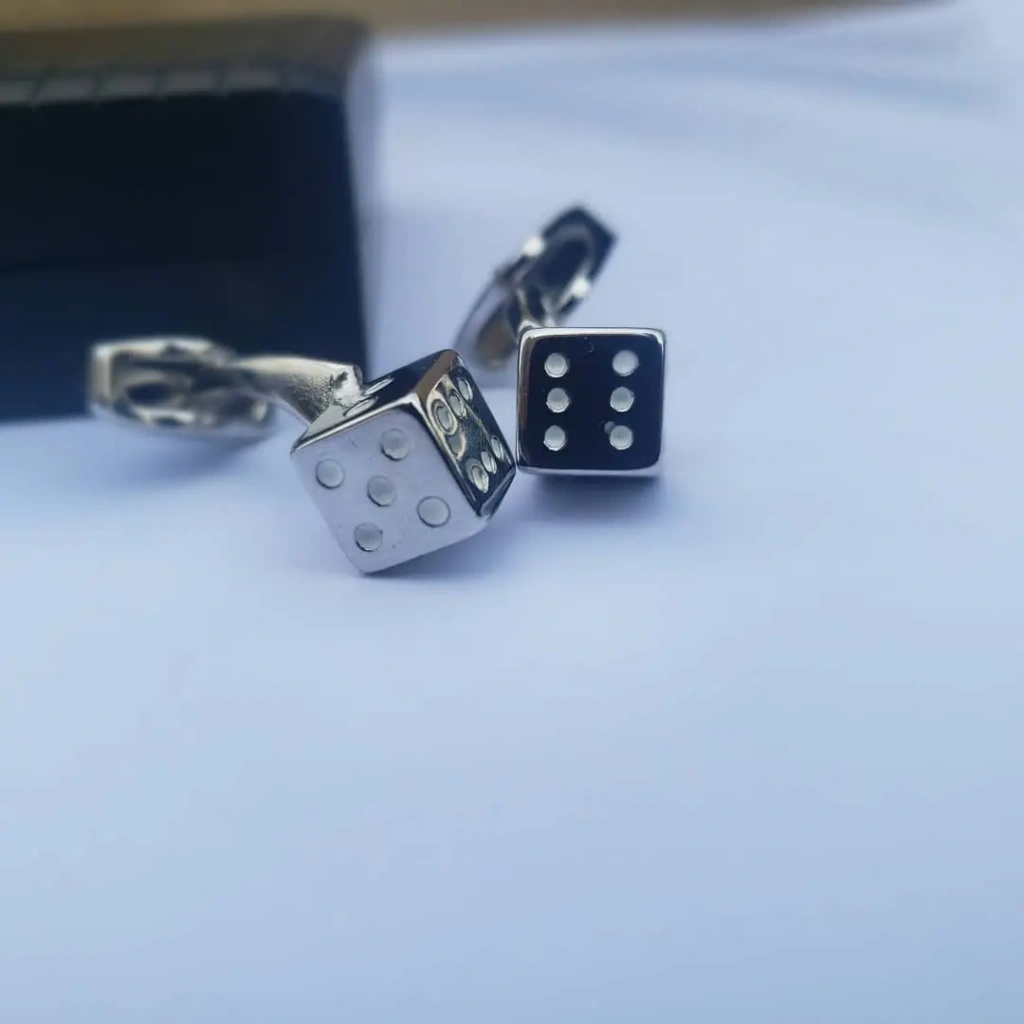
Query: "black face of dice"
517 329 665 474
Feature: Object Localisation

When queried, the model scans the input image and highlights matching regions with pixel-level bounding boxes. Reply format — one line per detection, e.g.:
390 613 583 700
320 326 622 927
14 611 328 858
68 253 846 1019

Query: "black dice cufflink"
515 319 665 476
457 206 667 477
89 339 515 573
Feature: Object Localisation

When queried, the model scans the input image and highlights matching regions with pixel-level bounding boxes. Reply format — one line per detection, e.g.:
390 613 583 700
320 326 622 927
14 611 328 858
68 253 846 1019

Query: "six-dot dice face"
291 350 515 573
516 328 665 475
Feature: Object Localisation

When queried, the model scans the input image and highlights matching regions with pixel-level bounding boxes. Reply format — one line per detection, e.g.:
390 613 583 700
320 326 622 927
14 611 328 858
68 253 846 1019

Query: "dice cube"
516 328 665 475
292 350 516 572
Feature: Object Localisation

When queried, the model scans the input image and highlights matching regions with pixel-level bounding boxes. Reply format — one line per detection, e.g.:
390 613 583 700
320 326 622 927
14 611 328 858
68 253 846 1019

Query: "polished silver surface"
291 349 515 574
89 338 515 574
89 337 362 438
455 206 616 386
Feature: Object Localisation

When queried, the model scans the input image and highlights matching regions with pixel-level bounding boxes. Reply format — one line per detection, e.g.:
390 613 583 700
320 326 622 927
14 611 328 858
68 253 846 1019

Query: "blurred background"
0 0 888 31
3 0 1024 1022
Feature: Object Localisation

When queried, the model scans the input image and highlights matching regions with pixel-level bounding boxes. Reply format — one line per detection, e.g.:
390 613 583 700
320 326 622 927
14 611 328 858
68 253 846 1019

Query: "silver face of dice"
516 327 666 476
292 350 516 572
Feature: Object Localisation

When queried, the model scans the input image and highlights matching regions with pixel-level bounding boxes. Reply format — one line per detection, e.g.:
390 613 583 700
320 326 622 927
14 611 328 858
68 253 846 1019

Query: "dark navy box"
0 17 375 421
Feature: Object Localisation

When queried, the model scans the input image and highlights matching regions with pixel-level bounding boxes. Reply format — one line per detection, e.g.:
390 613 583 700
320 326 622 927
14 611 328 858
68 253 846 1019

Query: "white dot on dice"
467 460 490 492
433 400 456 434
367 476 396 507
449 390 467 419
315 459 345 489
546 387 570 413
544 425 567 451
417 496 451 527
544 352 569 378
612 350 639 376
609 386 634 412
381 428 410 460
354 523 383 552
609 424 634 450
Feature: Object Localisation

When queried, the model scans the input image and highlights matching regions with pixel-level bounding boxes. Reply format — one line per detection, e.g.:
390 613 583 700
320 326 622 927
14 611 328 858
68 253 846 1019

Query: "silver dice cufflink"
458 206 667 477
89 338 515 573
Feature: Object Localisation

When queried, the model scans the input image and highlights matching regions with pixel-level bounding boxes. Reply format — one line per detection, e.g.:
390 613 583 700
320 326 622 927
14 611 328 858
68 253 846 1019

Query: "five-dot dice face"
516 328 665 475
291 350 515 573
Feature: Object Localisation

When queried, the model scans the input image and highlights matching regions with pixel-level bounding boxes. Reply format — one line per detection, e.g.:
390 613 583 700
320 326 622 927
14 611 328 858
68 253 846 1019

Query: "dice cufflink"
516 325 666 477
458 206 667 477
89 338 515 573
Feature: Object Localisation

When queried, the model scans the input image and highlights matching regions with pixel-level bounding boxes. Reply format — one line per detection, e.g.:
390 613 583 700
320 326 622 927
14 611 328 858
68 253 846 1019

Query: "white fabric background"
1 3 1022 1020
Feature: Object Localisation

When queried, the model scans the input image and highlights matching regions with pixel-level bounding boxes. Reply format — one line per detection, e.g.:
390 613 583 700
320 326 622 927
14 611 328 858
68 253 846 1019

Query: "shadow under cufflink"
369 512 525 579
523 474 668 525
